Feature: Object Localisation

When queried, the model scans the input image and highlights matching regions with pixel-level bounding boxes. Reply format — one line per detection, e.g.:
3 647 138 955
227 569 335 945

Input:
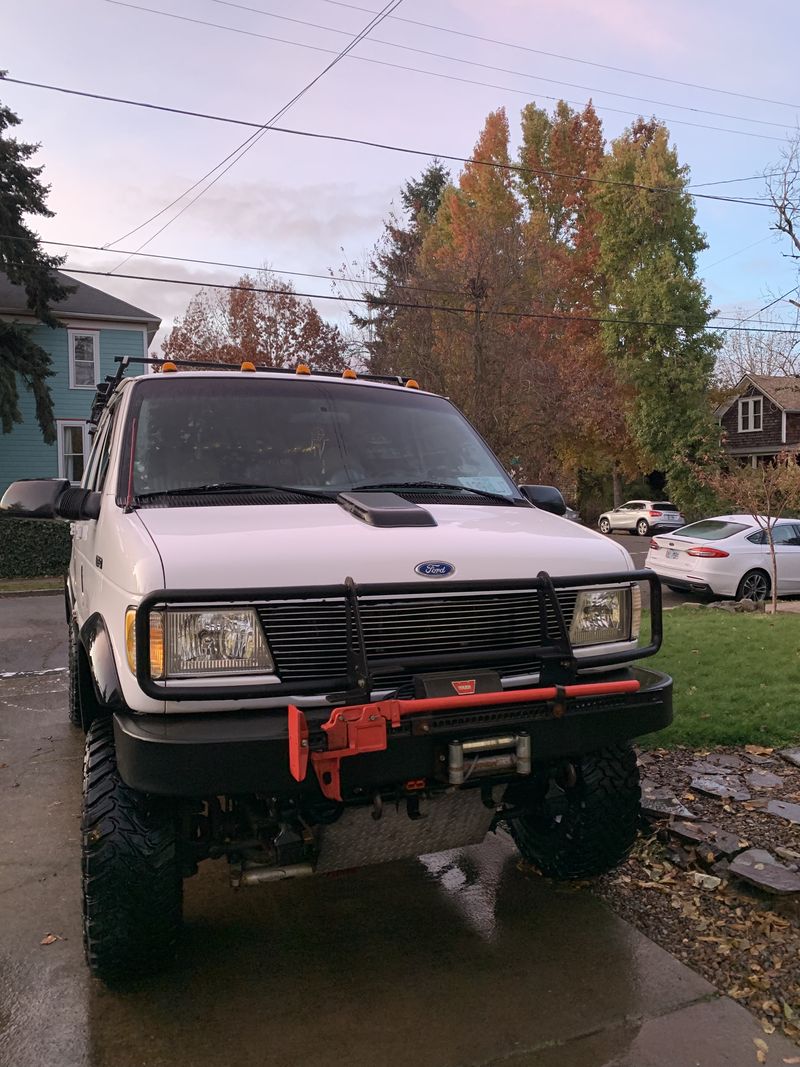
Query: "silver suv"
598 500 685 538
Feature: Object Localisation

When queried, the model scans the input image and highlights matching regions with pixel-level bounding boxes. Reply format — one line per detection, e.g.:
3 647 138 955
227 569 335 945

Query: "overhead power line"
60 266 799 334
0 77 775 210
733 285 800 326
98 0 787 143
316 0 800 111
2 235 457 296
104 0 405 259
701 235 774 271
205 0 792 133
9 235 796 323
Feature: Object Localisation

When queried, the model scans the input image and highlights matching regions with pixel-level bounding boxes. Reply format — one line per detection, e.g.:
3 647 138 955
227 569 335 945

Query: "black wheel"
82 718 183 983
505 744 640 879
598 517 611 535
736 569 770 602
636 519 650 537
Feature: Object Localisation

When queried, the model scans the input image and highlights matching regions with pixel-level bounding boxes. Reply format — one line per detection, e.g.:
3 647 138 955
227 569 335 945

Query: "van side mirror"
518 484 567 516
0 479 101 521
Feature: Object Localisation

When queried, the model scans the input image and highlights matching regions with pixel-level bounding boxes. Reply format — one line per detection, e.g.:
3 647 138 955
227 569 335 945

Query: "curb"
0 588 62 599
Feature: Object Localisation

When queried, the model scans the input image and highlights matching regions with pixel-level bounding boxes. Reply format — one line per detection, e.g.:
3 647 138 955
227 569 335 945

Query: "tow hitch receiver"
288 678 640 801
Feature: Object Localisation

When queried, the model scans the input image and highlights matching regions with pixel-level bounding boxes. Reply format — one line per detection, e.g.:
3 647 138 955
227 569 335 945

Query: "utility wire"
316 0 800 111
1 235 457 296
60 266 799 334
103 0 405 259
689 173 776 189
9 234 797 322
0 77 776 210
701 235 774 271
732 285 800 326
205 0 792 132
97 1 787 143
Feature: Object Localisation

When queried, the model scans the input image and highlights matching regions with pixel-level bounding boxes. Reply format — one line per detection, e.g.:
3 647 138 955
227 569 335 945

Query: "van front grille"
257 590 578 695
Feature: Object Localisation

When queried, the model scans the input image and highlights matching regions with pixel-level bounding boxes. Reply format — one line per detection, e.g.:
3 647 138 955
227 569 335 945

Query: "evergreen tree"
593 119 721 512
352 161 449 375
0 83 71 444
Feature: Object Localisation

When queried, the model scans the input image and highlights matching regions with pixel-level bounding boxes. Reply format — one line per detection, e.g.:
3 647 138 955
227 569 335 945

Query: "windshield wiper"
349 480 516 504
134 482 335 502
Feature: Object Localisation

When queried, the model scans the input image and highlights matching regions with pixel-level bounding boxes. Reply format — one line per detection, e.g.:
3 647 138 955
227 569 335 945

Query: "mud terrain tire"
507 744 640 879
82 718 183 982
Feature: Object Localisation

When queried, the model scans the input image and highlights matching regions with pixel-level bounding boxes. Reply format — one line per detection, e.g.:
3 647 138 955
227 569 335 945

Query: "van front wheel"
505 745 641 880
82 718 183 983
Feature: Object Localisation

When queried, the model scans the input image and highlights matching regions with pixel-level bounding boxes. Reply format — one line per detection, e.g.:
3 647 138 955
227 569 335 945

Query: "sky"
4 0 799 351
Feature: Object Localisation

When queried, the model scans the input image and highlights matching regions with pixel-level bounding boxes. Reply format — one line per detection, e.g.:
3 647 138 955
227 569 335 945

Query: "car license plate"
666 549 679 560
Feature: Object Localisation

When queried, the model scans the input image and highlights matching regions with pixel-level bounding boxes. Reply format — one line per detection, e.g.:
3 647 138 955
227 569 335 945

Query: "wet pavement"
2 596 798 1067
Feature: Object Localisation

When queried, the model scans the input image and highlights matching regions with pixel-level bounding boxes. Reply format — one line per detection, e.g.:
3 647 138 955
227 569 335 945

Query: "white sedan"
645 515 800 601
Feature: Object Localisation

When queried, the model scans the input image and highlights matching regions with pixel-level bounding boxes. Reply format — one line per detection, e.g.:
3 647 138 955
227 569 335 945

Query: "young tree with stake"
701 453 800 614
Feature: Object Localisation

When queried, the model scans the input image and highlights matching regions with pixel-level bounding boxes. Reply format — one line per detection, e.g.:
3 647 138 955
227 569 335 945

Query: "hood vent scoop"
336 491 437 528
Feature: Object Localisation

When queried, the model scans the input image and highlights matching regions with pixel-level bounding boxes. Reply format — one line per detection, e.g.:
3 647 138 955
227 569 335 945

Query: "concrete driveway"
1 595 796 1067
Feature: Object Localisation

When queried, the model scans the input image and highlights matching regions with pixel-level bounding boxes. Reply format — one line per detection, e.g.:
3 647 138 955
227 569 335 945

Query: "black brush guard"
134 569 663 702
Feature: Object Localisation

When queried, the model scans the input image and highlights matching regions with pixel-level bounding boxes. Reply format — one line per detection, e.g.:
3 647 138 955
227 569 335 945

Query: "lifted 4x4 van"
1 358 672 982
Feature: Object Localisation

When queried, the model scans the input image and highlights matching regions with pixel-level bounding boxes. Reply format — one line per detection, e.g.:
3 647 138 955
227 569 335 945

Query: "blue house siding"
0 325 146 493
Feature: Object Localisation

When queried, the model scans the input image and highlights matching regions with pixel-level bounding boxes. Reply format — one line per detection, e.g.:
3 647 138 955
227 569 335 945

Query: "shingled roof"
0 271 161 339
745 374 800 410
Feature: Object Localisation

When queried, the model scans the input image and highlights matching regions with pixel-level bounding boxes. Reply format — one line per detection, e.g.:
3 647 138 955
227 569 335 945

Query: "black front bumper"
114 667 673 796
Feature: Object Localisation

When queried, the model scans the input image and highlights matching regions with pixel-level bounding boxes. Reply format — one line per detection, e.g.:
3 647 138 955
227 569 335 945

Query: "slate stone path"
595 743 800 1047
640 745 800 895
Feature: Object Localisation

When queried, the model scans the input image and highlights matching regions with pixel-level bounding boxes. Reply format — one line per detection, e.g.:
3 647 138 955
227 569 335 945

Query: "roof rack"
113 356 414 387
89 356 131 425
89 355 419 426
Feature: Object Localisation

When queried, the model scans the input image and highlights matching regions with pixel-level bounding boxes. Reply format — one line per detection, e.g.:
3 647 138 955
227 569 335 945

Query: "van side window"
82 409 117 492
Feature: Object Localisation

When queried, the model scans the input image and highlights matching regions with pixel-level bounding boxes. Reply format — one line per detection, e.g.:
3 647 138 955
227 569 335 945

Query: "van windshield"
122 376 519 500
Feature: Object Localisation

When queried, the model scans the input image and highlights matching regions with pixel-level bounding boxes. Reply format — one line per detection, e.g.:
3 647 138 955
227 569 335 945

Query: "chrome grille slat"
258 589 577 689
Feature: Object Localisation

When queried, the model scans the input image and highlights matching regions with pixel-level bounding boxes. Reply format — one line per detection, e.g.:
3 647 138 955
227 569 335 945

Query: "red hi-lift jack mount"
287 678 640 802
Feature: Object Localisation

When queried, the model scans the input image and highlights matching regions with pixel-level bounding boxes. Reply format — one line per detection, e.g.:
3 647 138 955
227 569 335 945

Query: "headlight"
569 588 632 646
126 607 273 679
165 609 273 677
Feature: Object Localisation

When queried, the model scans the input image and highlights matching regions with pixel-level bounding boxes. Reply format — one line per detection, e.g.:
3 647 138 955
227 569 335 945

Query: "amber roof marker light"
160 361 178 373
405 379 420 389
342 368 357 379
296 363 311 375
241 360 256 372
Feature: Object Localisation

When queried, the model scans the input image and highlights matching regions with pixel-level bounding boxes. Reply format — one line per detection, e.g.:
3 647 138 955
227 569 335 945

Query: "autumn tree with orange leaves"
162 269 346 371
354 102 719 514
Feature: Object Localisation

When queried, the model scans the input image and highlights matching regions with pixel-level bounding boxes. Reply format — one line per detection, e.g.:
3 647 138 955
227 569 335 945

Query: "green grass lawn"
641 606 800 748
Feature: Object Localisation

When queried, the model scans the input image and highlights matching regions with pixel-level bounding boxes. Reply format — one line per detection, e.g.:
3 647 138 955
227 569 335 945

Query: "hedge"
0 518 72 579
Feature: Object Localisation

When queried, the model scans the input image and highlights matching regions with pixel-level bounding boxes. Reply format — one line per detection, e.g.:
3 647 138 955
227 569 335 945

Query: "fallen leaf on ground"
40 933 63 945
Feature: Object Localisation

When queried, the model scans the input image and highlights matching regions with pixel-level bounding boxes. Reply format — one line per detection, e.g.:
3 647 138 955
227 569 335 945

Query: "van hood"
136 502 632 590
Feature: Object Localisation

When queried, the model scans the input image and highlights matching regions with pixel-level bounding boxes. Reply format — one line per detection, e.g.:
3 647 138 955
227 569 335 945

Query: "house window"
738 397 762 433
57 421 91 482
69 330 100 389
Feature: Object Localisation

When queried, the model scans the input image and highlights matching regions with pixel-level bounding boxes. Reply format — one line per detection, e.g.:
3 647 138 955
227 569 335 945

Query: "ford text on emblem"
414 561 455 578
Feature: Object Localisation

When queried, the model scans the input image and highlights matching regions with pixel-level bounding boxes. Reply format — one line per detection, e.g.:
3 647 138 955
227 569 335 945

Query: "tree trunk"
768 531 779 615
612 463 623 508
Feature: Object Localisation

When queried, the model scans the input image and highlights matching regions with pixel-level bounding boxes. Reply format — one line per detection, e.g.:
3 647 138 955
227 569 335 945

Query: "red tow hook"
287 678 640 802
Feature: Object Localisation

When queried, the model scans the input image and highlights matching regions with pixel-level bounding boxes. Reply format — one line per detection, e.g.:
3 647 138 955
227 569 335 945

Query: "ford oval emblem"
415 560 456 578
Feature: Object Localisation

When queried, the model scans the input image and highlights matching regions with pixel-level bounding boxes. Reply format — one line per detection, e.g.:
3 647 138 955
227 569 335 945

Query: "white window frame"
68 329 100 389
738 396 763 433
56 420 92 483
